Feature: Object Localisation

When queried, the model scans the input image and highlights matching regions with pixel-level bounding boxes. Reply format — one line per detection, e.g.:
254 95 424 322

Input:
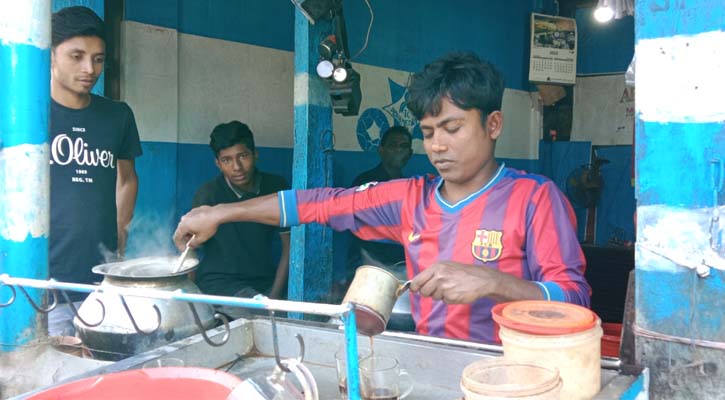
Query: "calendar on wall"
529 13 577 85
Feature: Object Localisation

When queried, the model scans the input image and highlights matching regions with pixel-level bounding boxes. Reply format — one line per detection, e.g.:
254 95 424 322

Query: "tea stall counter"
18 317 644 399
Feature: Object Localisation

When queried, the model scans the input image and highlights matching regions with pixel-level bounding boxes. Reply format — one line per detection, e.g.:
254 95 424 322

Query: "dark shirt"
352 163 393 188
192 171 289 296
50 95 142 291
348 164 406 272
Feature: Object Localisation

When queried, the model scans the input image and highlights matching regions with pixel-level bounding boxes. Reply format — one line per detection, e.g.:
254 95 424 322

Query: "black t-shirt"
49 95 142 287
351 163 392 188
192 172 289 296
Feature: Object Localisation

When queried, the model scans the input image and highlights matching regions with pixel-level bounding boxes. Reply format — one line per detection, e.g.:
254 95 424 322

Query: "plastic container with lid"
461 357 562 400
492 301 603 400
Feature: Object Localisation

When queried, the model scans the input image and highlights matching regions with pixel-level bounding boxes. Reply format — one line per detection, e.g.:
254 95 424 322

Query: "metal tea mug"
342 266 411 336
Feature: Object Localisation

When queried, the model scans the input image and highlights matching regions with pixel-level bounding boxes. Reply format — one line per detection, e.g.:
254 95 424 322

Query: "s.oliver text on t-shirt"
50 132 116 184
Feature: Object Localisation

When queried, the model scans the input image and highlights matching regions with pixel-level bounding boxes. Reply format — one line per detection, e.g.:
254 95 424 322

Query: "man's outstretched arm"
174 193 281 250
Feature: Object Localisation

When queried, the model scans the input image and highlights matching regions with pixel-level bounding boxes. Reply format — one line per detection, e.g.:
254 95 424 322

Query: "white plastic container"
461 357 562 400
493 301 603 400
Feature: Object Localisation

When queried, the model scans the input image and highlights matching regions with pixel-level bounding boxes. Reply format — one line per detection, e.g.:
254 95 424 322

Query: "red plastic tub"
28 367 242 400
601 322 623 358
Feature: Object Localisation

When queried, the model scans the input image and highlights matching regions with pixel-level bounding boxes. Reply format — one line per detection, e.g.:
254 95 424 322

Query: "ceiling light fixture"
293 0 362 116
329 68 361 116
594 0 615 23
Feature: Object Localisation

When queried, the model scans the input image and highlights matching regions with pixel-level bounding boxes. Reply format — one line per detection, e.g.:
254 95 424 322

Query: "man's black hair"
209 121 256 157
407 52 504 124
380 126 412 147
52 6 105 48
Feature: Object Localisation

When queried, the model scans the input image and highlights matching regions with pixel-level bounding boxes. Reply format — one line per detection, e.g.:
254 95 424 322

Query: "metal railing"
0 273 363 400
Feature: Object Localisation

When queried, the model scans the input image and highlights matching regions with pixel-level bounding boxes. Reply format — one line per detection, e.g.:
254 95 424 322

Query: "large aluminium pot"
73 256 215 361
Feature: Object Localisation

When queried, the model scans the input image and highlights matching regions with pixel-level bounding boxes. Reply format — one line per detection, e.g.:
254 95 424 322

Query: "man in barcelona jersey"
174 52 590 343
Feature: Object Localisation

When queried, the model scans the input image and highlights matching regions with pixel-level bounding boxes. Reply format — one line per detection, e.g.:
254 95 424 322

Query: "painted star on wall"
382 77 418 130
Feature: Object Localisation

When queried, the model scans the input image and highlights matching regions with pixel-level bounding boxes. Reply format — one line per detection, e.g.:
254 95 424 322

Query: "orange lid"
492 301 598 335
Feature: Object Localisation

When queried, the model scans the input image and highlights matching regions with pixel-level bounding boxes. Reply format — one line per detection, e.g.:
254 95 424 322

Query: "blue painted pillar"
0 0 52 350
634 1 725 397
52 0 105 95
289 10 334 316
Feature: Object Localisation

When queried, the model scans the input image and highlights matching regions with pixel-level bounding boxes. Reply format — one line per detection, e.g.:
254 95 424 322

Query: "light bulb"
316 60 334 79
594 6 614 23
332 67 348 83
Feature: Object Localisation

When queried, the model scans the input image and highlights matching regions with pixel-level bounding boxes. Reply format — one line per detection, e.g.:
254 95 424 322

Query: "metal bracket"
188 302 230 347
59 290 106 327
17 286 58 313
0 280 17 307
270 310 305 373
119 294 162 335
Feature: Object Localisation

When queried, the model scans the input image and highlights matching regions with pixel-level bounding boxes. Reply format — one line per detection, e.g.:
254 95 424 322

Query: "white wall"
121 20 541 158
121 21 179 142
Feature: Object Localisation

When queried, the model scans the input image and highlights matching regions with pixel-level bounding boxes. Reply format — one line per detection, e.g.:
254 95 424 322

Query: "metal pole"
289 7 335 318
0 275 352 317
0 0 52 350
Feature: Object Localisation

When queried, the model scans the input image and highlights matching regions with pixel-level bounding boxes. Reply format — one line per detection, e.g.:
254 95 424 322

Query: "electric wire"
352 0 373 60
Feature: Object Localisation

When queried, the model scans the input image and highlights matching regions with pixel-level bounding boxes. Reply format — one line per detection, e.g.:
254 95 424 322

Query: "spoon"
172 234 196 274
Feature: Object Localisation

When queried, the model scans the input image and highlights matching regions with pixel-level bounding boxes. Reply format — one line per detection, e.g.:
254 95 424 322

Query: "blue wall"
539 141 635 246
575 7 634 74
539 141 591 241
595 146 635 244
125 0 540 90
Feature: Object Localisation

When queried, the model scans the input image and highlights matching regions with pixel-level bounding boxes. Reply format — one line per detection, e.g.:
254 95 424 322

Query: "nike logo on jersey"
408 231 421 242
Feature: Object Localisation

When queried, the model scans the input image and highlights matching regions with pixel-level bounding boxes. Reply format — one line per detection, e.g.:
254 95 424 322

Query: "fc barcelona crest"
471 229 503 262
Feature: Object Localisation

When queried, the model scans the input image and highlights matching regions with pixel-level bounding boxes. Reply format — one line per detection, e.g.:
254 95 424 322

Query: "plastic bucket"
27 367 242 400
493 301 603 400
461 358 562 400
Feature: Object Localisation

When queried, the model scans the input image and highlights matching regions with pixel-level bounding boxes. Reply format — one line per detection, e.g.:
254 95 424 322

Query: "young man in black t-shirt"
48 7 142 335
191 121 290 318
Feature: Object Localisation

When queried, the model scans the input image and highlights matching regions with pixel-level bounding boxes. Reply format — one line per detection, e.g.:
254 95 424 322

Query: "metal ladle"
172 234 196 274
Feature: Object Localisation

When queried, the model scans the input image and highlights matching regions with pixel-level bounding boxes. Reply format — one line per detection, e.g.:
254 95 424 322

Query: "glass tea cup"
359 355 413 400
335 347 371 399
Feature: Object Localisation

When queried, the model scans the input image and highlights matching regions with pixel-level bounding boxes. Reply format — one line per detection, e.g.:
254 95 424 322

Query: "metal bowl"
92 256 199 279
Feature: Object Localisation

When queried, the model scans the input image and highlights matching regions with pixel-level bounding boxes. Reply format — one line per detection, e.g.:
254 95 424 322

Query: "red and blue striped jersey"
278 165 590 343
